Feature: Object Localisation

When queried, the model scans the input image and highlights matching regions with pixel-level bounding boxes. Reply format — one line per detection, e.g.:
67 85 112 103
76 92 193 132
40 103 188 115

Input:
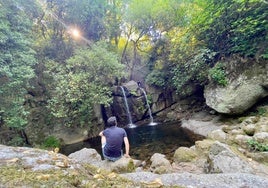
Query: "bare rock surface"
181 111 224 136
204 59 268 115
122 172 268 188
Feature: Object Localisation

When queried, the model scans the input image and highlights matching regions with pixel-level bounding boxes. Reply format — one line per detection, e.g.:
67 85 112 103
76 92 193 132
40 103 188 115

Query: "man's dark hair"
107 116 117 127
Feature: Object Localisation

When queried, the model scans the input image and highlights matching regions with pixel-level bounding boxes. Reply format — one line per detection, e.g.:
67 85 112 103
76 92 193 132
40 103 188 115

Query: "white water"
140 88 157 126
120 86 136 128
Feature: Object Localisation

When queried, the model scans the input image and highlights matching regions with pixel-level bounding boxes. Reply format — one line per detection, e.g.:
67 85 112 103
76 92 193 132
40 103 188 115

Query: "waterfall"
120 86 136 128
140 87 157 125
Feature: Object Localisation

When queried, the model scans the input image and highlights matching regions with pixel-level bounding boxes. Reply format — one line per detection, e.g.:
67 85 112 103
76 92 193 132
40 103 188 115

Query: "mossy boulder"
208 129 227 143
195 139 215 157
150 153 172 174
204 59 268 115
110 157 136 173
173 147 197 163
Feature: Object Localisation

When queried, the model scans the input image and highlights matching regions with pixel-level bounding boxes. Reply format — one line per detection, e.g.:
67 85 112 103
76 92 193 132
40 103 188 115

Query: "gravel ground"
122 171 268 188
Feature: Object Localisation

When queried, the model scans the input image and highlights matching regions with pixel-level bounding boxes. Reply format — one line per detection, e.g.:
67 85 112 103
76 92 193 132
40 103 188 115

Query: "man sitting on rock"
99 116 130 161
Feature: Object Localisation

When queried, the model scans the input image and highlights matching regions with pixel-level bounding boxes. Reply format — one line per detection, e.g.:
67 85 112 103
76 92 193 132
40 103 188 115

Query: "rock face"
107 80 180 125
204 58 268 114
108 82 145 125
205 141 253 173
68 148 141 173
150 153 172 174
173 147 197 163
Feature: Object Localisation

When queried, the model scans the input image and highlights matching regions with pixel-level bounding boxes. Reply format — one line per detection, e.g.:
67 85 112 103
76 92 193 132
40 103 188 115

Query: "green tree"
104 0 126 45
34 0 75 62
64 0 108 41
46 42 125 127
149 0 267 96
0 0 38 130
193 0 268 58
145 0 207 94
121 0 186 79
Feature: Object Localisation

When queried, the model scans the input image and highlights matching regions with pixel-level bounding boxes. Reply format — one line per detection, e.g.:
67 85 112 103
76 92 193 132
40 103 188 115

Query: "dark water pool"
61 121 205 162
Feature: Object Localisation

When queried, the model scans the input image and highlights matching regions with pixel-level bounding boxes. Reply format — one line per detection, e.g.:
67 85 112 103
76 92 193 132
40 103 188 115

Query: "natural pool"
61 121 205 162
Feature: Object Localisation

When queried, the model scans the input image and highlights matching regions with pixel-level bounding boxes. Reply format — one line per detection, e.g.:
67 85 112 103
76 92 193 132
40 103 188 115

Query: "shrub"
209 63 228 86
146 70 167 88
42 136 61 148
8 136 25 146
247 139 268 152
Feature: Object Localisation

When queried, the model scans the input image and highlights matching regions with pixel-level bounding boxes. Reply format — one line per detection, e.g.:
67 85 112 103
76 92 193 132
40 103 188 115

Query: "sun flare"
71 28 80 38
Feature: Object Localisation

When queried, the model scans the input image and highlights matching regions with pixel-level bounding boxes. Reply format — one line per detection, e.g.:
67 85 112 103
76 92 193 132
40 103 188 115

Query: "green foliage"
125 0 188 36
4 104 29 129
0 0 38 129
146 70 168 88
194 0 268 58
42 135 61 148
64 0 108 41
256 107 267 116
7 136 25 146
247 139 268 152
249 107 267 117
172 49 216 95
46 42 125 127
208 63 228 86
1 0 267 146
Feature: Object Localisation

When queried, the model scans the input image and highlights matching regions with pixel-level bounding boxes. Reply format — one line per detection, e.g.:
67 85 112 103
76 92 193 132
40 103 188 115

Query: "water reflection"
125 121 204 161
61 121 204 162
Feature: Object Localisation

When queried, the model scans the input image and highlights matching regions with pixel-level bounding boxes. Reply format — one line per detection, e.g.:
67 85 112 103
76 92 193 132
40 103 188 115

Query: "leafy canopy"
0 0 38 129
47 42 125 127
193 0 268 58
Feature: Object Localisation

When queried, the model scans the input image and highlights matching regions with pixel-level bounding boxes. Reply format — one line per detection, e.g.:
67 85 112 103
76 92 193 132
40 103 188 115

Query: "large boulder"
68 148 141 173
150 153 172 174
110 157 137 173
173 147 197 163
68 148 102 165
208 129 227 143
204 59 268 115
205 141 253 173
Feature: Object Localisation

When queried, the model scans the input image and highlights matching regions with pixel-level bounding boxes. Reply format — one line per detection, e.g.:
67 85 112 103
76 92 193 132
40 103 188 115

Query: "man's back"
103 126 126 158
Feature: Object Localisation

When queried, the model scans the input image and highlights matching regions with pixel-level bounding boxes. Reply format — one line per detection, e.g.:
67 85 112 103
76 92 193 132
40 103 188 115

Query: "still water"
61 121 204 162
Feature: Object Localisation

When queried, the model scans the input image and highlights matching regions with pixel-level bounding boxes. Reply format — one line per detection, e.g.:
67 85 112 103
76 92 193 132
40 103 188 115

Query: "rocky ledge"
1 110 268 188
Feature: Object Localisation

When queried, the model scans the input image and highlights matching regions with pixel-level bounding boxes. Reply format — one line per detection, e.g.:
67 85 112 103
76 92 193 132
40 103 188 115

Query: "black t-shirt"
103 126 127 158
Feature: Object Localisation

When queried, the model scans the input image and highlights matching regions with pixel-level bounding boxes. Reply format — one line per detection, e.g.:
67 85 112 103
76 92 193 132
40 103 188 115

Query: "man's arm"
99 131 106 146
123 136 130 158
99 131 104 136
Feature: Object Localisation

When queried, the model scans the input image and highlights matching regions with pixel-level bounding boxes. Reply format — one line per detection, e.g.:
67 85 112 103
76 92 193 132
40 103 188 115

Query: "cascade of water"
120 86 136 128
140 87 157 125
